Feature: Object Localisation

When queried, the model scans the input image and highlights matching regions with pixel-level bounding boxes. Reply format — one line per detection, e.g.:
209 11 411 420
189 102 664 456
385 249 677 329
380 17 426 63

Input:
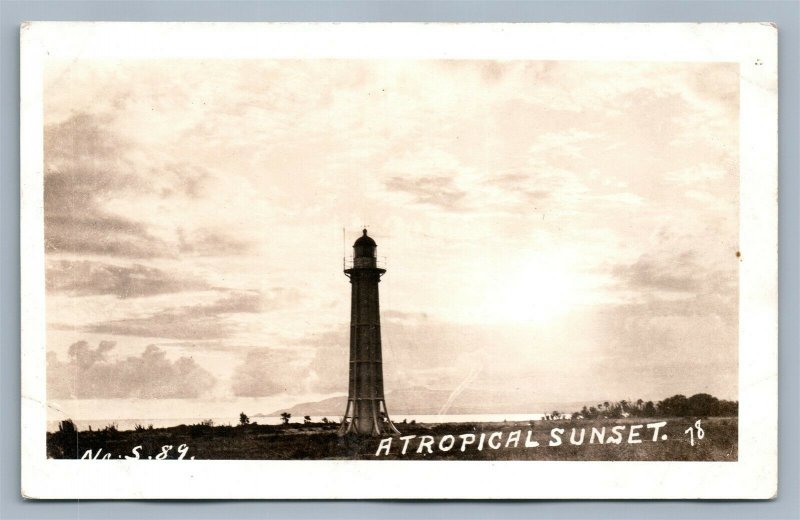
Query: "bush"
51 419 81 458
58 419 77 434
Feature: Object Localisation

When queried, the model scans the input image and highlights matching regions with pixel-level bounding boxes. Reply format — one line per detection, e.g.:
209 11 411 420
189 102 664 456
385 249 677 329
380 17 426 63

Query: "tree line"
573 393 738 419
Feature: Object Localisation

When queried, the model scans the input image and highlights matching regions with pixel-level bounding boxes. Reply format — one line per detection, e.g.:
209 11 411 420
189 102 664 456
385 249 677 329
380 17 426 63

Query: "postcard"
20 22 777 499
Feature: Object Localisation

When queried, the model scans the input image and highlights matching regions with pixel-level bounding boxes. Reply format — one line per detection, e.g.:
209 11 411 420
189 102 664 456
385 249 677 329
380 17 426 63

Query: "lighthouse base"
338 398 401 437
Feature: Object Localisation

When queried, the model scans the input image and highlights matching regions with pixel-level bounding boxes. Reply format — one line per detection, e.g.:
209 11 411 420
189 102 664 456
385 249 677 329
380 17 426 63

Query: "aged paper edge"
19 22 778 500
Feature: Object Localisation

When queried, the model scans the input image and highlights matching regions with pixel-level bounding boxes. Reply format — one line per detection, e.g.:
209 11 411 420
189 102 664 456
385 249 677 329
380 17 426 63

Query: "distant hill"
264 387 590 417
260 395 348 418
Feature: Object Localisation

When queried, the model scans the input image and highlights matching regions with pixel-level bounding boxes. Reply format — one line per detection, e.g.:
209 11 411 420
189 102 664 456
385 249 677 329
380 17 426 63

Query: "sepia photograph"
20 22 777 499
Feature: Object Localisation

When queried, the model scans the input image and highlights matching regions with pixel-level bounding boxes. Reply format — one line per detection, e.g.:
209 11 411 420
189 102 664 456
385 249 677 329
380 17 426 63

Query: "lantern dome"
353 229 377 260
353 229 376 247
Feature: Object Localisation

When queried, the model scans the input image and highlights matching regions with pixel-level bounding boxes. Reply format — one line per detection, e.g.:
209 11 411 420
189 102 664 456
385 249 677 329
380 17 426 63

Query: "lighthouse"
338 229 400 436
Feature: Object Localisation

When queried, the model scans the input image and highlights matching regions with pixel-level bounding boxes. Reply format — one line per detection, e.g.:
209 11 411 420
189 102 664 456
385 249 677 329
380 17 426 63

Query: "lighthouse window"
355 245 375 258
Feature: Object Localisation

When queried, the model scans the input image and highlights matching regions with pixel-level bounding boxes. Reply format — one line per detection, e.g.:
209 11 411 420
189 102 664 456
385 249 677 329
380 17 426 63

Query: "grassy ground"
47 417 737 461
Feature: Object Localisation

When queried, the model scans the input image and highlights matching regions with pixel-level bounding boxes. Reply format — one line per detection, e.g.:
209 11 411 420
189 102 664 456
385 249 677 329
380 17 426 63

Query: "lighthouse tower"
339 229 400 436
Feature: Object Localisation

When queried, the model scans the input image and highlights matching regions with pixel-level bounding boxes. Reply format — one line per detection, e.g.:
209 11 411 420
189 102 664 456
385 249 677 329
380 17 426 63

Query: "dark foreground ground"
47 417 737 461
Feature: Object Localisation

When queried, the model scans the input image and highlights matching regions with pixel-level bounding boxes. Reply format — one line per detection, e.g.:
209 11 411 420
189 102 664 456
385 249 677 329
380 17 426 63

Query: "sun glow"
479 256 589 325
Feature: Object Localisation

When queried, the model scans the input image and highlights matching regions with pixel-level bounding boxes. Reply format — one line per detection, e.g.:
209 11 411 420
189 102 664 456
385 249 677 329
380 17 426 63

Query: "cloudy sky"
44 59 739 419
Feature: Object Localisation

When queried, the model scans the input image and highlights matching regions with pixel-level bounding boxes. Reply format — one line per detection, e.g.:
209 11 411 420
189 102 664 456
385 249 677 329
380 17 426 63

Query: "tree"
687 393 720 416
239 412 250 426
280 412 291 425
643 401 656 416
718 400 738 416
659 395 689 417
303 415 312 424
551 410 560 419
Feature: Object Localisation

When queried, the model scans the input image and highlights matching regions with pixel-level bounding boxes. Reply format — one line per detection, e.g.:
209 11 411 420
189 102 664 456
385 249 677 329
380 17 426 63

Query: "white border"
20 22 778 499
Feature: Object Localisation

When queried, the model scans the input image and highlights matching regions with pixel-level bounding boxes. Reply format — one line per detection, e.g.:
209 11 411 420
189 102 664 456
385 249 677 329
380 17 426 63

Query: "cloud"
384 175 467 210
47 341 216 399
606 244 738 381
470 129 601 215
613 251 702 293
84 290 268 340
44 113 171 258
612 250 736 304
482 173 555 205
44 113 256 258
156 163 212 199
44 195 170 258
231 348 310 397
177 228 252 256
303 328 349 394
195 291 266 314
46 259 210 298
228 328 350 397
381 310 430 321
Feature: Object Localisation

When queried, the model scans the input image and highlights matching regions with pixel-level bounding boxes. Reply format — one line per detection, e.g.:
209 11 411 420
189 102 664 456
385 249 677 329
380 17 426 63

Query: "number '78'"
684 420 705 446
